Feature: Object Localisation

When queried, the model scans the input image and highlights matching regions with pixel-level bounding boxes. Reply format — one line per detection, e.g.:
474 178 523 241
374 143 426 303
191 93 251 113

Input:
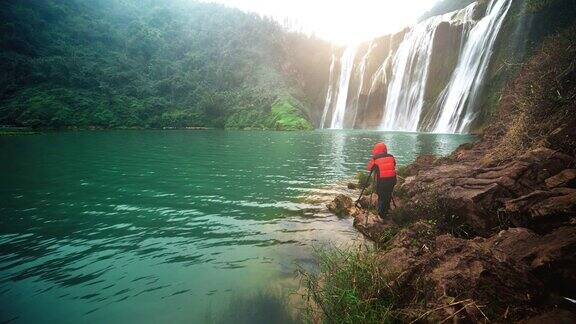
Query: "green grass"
299 245 398 323
355 171 375 194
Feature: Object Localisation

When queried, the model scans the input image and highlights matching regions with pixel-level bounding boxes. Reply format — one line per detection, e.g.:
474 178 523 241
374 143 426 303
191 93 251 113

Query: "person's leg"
379 177 397 217
376 181 386 218
381 185 392 214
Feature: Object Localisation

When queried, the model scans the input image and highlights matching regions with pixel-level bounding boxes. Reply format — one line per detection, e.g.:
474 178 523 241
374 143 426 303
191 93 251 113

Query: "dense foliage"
0 0 330 129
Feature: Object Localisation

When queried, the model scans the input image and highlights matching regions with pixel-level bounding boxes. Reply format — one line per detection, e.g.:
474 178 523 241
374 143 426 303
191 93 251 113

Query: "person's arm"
367 158 375 172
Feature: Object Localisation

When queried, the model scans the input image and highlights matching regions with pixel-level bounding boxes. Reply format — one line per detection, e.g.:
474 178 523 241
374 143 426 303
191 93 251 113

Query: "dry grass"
484 26 576 163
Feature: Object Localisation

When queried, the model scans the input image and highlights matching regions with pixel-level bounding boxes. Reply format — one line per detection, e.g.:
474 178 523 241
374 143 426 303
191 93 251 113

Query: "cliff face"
318 0 576 133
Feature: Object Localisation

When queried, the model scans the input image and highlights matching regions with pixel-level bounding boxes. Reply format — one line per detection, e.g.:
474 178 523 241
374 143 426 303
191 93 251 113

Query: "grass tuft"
299 245 398 323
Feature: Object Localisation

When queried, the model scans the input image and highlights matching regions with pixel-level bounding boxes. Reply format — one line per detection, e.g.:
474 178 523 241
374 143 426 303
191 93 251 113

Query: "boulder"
326 194 356 217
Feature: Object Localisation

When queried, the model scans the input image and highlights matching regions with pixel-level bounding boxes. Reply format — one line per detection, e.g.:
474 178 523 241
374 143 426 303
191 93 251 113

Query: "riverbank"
305 26 576 322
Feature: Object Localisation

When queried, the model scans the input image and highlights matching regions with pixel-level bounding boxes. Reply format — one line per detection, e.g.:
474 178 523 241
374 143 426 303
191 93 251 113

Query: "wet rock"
326 194 358 217
545 169 576 189
346 182 358 190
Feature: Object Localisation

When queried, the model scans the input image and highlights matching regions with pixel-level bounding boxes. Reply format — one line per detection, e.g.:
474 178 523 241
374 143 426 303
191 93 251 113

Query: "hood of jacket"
372 142 388 156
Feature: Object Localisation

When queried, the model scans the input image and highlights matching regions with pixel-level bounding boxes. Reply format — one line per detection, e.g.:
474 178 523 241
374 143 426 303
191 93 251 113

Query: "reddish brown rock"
400 148 575 235
482 226 576 296
379 230 544 322
505 188 576 224
357 193 378 209
402 154 437 176
351 210 398 244
545 169 576 189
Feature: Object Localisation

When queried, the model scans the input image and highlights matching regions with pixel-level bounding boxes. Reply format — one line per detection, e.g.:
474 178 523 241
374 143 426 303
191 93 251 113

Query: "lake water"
0 130 474 323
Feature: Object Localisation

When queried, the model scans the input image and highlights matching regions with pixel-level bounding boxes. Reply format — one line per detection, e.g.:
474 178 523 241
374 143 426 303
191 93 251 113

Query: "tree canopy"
0 0 331 129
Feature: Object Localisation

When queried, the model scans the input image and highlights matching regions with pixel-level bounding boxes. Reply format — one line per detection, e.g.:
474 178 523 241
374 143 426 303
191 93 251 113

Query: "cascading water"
379 16 443 132
319 55 336 129
320 0 512 133
433 0 512 133
329 45 357 129
350 42 374 127
380 6 477 132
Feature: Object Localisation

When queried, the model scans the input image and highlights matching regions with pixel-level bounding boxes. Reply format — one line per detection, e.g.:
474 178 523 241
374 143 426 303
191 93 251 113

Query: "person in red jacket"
367 142 397 218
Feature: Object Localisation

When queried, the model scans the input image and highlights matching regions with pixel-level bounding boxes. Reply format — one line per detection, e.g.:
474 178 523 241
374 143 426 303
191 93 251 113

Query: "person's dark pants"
376 176 397 218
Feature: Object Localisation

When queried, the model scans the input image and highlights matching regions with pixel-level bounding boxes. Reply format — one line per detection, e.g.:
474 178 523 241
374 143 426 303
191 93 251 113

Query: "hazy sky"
203 0 439 44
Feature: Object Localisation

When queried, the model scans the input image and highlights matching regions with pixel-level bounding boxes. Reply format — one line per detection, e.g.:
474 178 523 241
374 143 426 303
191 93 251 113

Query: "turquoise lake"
0 130 474 323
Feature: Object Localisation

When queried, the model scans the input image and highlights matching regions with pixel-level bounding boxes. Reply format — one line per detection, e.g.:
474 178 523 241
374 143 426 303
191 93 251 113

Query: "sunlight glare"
204 0 439 45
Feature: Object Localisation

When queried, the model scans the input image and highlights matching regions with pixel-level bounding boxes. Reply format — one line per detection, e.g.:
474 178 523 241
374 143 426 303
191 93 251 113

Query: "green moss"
269 96 313 131
223 95 313 130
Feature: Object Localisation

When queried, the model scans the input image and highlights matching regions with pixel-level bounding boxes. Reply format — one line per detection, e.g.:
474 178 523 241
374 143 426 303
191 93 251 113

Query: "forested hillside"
0 0 331 129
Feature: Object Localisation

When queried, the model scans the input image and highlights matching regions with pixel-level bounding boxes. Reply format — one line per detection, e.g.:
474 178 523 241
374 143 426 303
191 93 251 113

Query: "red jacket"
367 143 396 179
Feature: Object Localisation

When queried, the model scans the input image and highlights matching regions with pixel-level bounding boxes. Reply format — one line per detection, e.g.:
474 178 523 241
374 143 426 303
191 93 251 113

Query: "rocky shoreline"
319 25 576 322
327 140 575 322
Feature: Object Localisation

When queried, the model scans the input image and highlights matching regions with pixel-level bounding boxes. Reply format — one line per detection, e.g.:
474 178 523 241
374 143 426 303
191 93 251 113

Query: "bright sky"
203 0 439 45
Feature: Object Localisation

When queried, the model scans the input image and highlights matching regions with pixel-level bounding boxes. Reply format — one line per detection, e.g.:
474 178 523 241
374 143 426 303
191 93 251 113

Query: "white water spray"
319 55 336 129
329 45 357 129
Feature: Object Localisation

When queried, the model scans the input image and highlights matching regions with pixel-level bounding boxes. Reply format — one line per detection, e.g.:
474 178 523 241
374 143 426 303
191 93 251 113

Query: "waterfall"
379 16 443 131
319 55 336 129
350 42 374 127
433 0 512 133
329 45 357 129
320 0 513 133
380 7 476 132
370 47 394 93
